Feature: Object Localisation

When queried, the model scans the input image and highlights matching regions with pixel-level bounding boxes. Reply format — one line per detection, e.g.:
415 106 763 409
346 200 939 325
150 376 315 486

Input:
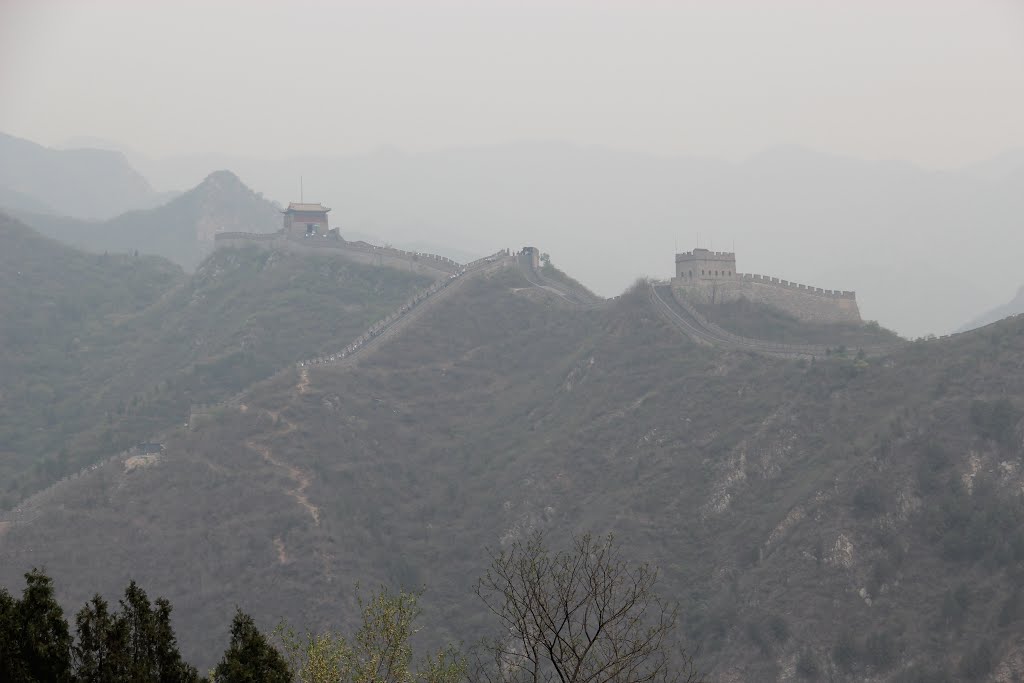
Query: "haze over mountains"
0 131 172 219
960 285 1024 334
5 131 1020 337
12 169 282 270
4 130 1024 339
3 123 1024 679
5 2 1024 680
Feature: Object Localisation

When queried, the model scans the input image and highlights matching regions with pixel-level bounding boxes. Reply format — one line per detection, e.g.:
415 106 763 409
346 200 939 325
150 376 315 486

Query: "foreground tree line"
0 533 703 683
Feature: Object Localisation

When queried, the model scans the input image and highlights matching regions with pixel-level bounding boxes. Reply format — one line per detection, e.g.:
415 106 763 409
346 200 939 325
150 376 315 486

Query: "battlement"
737 273 856 300
675 249 736 260
675 248 737 281
671 246 859 323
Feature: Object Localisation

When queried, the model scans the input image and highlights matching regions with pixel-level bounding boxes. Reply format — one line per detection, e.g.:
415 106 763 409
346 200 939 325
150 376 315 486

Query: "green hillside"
0 214 184 499
3 262 1022 681
0 215 432 505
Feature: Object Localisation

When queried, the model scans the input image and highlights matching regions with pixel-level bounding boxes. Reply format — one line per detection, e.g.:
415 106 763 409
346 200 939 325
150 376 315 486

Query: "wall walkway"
650 282 901 359
516 255 606 308
214 232 462 279
300 251 514 369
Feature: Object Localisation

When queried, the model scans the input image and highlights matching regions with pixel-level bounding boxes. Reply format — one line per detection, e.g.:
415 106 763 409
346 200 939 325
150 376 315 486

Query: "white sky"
1 0 1023 167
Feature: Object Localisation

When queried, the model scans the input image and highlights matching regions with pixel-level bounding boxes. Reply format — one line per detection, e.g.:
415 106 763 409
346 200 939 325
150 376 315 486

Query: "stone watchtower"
675 248 737 281
283 202 331 237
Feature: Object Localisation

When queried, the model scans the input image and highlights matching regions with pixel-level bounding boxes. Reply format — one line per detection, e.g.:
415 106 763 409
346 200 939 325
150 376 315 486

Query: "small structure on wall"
283 202 331 238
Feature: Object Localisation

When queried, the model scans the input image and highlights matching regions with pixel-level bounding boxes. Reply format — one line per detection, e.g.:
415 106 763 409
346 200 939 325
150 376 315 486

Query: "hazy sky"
2 0 1023 167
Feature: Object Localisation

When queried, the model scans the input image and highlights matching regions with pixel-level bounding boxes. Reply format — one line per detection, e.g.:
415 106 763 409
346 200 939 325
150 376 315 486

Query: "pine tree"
73 594 129 682
0 569 73 682
118 581 199 683
212 610 290 683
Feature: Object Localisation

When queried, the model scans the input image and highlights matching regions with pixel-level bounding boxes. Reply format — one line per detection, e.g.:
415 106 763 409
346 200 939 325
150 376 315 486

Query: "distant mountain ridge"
0 131 169 219
7 130 1024 336
958 284 1024 332
124 141 1024 337
14 170 282 270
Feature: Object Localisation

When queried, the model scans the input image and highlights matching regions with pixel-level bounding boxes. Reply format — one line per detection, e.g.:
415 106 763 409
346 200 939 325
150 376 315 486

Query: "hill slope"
0 131 163 219
2 263 1023 681
0 213 184 495
0 215 433 505
15 170 281 270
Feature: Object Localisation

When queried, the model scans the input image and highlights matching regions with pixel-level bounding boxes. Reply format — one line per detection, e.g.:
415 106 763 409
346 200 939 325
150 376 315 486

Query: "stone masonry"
672 248 861 324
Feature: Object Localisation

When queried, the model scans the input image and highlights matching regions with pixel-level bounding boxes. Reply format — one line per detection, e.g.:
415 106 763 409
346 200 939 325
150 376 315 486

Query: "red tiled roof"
284 202 331 213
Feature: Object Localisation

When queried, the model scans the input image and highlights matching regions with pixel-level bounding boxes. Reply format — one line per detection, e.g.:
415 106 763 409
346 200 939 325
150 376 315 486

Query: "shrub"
795 650 819 679
853 480 886 517
969 398 1020 446
958 640 995 681
832 631 860 673
863 631 898 670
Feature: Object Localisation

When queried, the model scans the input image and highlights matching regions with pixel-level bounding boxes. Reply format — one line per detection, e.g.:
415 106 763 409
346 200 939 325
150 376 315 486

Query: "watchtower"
283 202 331 237
675 248 736 281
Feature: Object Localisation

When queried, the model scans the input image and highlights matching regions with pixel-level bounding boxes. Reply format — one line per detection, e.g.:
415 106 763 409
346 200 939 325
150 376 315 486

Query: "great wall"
672 248 861 325
648 283 895 359
9 222 1020 530
0 227 935 527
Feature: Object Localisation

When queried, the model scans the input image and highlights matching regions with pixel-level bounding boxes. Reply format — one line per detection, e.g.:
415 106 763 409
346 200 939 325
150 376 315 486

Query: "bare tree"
475 532 703 683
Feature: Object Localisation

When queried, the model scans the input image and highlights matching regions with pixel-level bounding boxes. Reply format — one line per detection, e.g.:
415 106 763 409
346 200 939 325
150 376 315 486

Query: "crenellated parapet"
671 246 859 324
737 273 856 300
675 248 737 281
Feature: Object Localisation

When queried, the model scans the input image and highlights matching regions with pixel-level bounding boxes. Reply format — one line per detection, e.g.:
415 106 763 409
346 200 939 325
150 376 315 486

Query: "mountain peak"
201 169 244 185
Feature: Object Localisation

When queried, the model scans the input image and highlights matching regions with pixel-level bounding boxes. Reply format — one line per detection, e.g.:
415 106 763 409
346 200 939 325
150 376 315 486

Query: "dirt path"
247 435 321 526
273 536 289 564
296 367 311 394
246 370 321 526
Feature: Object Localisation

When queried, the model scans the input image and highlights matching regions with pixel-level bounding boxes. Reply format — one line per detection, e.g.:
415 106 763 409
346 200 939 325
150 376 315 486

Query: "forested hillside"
3 260 1022 681
0 215 432 506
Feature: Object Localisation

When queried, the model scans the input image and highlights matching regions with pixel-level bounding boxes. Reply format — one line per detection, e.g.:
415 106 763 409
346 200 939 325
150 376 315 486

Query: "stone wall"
214 232 461 279
672 274 861 324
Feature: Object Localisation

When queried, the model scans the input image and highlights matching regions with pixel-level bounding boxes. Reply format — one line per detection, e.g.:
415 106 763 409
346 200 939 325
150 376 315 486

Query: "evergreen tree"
0 569 73 682
73 594 129 682
212 610 290 683
118 581 199 683
0 586 22 682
